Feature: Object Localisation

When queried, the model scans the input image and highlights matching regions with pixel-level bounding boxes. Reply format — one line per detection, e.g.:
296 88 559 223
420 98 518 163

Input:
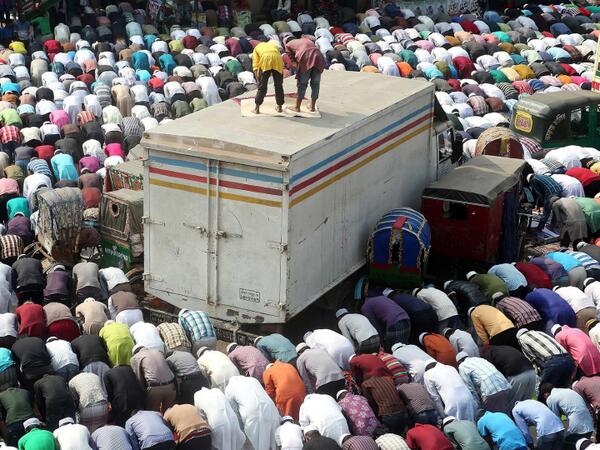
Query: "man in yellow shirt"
252 41 284 114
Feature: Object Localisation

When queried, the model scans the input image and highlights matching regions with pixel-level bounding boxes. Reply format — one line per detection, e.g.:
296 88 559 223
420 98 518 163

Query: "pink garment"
369 53 382 65
415 40 434 52
555 325 600 376
482 34 499 45
228 345 269 381
0 178 19 196
571 76 587 85
78 156 100 174
104 143 125 158
49 110 70 129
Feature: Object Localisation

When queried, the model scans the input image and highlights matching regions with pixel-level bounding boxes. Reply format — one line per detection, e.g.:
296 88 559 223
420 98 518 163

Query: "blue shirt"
546 252 583 272
488 264 527 291
92 425 139 450
546 388 594 435
477 411 528 450
125 411 173 449
525 288 576 328
256 333 297 363
0 348 14 373
50 153 78 182
512 400 564 445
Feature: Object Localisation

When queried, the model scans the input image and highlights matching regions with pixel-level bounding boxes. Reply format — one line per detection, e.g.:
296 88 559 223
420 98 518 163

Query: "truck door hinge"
267 242 288 252
143 273 164 282
142 216 165 226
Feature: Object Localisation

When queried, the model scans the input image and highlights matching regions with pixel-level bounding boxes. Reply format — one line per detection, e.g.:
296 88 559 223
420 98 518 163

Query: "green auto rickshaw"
510 91 600 151
99 189 143 272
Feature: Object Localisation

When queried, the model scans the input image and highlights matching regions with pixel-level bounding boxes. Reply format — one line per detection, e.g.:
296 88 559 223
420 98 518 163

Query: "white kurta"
197 350 240 391
299 394 350 444
225 376 280 450
423 363 477 421
305 329 354 370
195 387 246 450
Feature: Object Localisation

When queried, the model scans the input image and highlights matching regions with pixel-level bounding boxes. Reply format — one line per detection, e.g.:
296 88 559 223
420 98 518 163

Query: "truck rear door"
144 151 210 302
209 161 286 322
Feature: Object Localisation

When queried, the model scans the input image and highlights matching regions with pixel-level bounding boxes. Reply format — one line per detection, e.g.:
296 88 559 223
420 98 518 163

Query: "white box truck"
141 71 443 324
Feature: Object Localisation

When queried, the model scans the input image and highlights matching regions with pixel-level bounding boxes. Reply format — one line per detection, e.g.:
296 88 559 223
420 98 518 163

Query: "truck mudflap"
141 304 260 346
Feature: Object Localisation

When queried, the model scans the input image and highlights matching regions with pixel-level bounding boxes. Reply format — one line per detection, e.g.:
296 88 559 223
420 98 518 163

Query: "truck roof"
141 71 433 170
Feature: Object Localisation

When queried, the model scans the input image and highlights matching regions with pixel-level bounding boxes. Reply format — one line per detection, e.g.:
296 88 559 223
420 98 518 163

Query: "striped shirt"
361 376 405 416
0 235 22 260
397 383 436 415
342 436 378 450
466 95 489 116
495 296 542 329
378 352 409 385
27 159 52 178
376 434 411 450
178 309 216 343
566 251 600 272
540 158 567 175
518 330 568 369
530 175 563 201
458 357 511 399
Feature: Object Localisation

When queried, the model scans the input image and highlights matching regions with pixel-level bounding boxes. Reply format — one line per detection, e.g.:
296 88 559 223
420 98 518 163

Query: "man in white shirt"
583 278 600 307
554 286 597 331
423 360 478 421
194 387 245 450
414 286 462 331
196 77 221 106
0 313 17 348
53 417 93 450
98 267 129 296
129 322 165 353
196 347 239 391
276 416 303 450
391 343 431 383
46 337 79 381
303 329 353 370
299 394 350 444
225 376 280 450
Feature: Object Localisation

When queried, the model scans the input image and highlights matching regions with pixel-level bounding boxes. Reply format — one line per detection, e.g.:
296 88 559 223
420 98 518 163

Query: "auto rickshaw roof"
514 91 600 120
422 155 526 206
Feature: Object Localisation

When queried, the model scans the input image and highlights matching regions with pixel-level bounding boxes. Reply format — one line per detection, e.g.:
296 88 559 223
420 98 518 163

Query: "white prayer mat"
240 96 322 118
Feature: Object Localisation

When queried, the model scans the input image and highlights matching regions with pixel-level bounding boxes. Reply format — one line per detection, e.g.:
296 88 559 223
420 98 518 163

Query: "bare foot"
288 106 301 112
309 107 316 112
252 107 260 114
275 106 283 113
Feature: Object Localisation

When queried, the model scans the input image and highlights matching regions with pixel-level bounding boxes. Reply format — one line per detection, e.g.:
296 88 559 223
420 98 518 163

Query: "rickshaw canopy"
422 155 526 206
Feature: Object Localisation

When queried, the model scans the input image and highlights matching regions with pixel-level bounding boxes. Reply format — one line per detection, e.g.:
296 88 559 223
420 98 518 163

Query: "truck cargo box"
141 71 436 323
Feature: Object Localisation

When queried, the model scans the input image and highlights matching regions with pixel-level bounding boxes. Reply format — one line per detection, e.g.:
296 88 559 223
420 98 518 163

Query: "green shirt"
575 198 600 233
0 388 34 425
444 420 491 450
0 109 22 127
18 428 57 450
30 16 51 35
472 274 509 302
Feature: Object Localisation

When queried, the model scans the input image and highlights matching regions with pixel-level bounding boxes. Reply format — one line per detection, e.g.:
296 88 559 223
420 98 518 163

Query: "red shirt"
406 424 454 450
566 168 600 188
35 145 54 165
514 262 552 289
349 354 391 385
15 303 46 338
